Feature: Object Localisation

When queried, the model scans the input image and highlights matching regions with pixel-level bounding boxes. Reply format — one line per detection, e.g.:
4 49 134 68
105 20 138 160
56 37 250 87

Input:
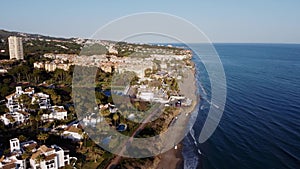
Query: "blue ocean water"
183 44 300 169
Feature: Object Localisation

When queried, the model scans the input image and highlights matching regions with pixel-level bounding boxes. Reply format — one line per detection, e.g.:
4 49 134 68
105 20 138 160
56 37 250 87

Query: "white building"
42 106 67 121
33 62 45 69
1 138 70 169
0 111 29 126
10 138 21 152
108 46 118 55
0 68 8 74
82 113 103 127
29 144 69 169
5 86 34 113
5 93 20 113
32 92 51 109
62 124 83 141
8 36 24 60
138 92 154 101
45 62 57 72
0 155 27 169
1 139 33 169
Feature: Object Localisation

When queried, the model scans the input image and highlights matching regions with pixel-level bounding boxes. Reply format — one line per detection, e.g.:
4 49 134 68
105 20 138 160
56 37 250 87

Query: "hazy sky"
1 0 300 43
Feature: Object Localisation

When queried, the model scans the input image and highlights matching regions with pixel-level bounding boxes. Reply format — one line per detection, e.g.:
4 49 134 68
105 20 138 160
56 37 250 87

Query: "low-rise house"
32 93 51 109
45 62 57 72
0 68 8 74
23 87 35 96
56 63 70 71
0 110 30 126
21 140 38 153
62 124 83 141
0 155 26 169
33 62 45 69
6 93 20 113
0 115 12 126
82 113 103 127
42 106 67 121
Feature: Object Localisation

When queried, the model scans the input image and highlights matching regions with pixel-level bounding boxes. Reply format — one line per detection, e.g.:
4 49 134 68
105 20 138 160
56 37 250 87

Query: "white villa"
32 92 51 109
0 138 70 169
41 106 68 121
30 145 70 169
0 111 29 126
61 124 83 141
5 87 34 113
82 113 103 127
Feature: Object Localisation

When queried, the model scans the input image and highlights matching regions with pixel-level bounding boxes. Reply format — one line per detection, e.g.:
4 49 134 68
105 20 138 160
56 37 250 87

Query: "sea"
181 43 300 169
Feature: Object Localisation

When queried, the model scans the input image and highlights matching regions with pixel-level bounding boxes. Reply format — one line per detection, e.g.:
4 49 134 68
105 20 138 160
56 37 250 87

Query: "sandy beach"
156 67 199 169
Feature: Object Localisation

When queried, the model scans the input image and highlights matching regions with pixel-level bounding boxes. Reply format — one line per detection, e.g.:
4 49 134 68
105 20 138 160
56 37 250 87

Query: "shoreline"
156 66 200 169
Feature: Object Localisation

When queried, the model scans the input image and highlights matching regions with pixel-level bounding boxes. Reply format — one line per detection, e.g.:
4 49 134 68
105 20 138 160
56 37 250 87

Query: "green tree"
18 94 32 109
100 109 110 117
21 151 30 160
0 105 9 115
43 89 61 105
29 115 35 131
18 135 27 142
35 154 45 163
113 113 119 126
37 133 49 144
0 85 11 98
83 132 89 147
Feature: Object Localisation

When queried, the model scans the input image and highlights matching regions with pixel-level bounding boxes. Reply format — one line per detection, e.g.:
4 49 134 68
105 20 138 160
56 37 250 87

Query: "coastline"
156 66 199 169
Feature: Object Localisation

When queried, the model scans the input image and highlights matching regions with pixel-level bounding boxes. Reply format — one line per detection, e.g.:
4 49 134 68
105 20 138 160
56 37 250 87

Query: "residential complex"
1 86 68 126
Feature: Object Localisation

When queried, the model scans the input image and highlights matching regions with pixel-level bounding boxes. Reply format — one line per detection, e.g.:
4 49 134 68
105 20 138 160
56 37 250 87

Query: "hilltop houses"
1 86 68 126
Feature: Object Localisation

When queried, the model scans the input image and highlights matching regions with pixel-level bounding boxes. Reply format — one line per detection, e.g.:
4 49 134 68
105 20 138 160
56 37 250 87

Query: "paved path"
106 104 164 169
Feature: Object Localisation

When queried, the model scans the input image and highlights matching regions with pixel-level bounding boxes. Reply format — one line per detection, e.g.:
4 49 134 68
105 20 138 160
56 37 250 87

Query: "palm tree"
35 114 41 131
134 101 140 110
113 113 119 126
37 133 49 144
29 115 35 131
18 94 31 110
35 154 45 164
21 151 30 160
90 147 104 163
83 132 89 148
100 109 110 117
18 135 27 142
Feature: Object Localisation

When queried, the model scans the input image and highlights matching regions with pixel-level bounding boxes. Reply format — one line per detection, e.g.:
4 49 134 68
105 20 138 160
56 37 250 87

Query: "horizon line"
1 28 300 45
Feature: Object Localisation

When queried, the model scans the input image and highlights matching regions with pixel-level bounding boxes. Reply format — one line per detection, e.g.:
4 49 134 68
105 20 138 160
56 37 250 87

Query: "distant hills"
0 29 82 58
0 29 76 42
0 29 186 59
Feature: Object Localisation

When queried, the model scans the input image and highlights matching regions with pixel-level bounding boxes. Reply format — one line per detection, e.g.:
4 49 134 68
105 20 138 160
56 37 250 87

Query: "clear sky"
1 0 300 43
